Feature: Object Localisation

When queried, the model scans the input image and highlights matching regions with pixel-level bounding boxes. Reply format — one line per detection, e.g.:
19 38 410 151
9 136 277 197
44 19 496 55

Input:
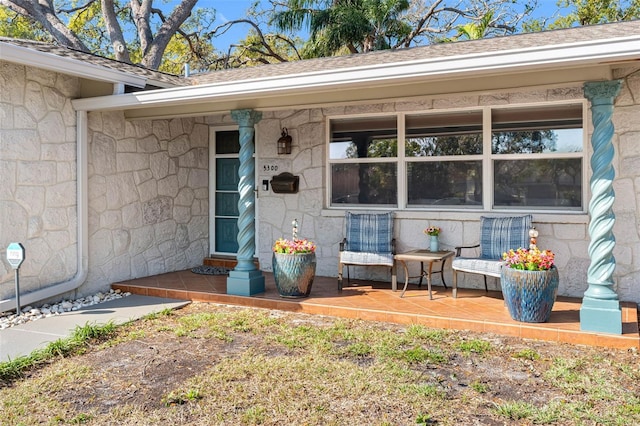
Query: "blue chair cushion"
479 215 532 260
345 212 394 253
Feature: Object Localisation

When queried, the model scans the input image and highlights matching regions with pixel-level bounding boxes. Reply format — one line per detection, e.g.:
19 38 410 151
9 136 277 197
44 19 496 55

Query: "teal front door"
212 129 243 254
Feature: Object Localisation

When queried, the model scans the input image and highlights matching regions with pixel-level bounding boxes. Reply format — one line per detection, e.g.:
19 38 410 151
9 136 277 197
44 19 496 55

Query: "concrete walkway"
0 294 190 361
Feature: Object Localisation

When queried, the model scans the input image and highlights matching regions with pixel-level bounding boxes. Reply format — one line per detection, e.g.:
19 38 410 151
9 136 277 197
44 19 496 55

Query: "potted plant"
424 225 441 252
501 233 558 323
272 219 317 298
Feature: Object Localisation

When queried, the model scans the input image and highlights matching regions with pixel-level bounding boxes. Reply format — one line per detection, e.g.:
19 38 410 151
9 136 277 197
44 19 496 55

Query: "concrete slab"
0 294 190 361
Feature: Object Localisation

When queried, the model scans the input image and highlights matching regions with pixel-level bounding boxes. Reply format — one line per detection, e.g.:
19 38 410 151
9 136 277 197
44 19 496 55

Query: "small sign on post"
6 242 25 316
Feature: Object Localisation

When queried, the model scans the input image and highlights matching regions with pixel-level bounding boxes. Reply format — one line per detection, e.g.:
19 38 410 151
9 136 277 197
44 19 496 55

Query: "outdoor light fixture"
277 128 292 154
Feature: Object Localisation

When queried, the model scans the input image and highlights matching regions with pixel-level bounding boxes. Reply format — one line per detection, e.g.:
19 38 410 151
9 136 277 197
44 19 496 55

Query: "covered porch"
112 263 639 351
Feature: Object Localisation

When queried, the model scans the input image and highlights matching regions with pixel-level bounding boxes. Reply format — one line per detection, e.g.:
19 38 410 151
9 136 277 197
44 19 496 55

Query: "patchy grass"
0 322 116 384
0 303 638 425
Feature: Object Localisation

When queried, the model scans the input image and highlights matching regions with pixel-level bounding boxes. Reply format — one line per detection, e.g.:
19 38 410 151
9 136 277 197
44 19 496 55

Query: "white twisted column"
226 109 265 296
580 80 622 334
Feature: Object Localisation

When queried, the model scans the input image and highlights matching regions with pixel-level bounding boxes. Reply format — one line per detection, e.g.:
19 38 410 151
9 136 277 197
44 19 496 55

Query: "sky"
172 0 568 51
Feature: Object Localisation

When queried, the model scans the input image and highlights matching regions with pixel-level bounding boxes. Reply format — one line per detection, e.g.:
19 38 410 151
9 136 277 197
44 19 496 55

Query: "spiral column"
580 80 622 334
226 109 265 296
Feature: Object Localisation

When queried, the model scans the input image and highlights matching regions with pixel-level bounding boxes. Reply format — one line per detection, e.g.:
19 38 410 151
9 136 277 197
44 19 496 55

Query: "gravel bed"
0 289 130 330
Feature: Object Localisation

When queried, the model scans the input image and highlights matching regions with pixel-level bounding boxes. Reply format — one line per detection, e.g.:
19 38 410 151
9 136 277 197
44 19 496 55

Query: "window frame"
325 101 588 213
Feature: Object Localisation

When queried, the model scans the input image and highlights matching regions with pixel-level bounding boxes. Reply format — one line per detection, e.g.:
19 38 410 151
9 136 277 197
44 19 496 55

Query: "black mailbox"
270 172 299 194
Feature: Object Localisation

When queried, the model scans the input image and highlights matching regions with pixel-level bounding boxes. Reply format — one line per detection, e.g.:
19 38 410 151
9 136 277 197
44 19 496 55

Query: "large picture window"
328 103 585 212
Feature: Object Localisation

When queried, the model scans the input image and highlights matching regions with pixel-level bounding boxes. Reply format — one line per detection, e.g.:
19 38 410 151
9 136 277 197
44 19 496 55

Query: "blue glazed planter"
501 266 559 323
272 252 316 298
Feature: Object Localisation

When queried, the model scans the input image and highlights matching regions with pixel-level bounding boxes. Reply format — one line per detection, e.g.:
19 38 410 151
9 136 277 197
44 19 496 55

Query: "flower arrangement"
273 218 316 254
502 247 555 271
273 238 316 254
424 226 441 237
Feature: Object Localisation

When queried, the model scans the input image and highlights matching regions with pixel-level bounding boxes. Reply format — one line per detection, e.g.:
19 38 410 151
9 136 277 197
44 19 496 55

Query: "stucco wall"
85 112 209 294
253 71 640 304
1 61 80 300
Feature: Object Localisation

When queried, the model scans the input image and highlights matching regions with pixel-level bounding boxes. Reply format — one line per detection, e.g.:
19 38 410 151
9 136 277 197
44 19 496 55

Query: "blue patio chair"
338 212 396 291
451 215 532 298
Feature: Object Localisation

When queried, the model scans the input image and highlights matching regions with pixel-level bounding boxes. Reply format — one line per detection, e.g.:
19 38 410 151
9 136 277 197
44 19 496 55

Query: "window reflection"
331 163 397 206
408 161 482 207
330 116 397 159
494 159 582 209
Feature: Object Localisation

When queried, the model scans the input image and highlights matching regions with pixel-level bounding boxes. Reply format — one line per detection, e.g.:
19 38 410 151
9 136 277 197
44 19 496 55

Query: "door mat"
191 265 232 275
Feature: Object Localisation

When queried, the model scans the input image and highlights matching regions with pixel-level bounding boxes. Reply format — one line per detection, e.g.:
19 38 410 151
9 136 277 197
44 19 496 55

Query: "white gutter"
72 35 640 112
0 42 147 89
0 111 89 313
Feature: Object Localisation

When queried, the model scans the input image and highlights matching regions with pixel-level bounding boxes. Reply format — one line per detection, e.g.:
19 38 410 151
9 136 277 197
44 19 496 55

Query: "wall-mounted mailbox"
270 172 299 194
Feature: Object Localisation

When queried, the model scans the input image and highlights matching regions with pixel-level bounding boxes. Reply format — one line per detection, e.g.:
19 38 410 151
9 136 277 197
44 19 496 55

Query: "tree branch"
1 0 89 51
142 0 197 69
129 0 153 55
57 0 98 14
101 0 131 63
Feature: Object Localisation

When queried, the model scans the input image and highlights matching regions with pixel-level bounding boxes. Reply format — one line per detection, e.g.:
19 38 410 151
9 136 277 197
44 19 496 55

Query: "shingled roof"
0 37 184 88
191 20 640 85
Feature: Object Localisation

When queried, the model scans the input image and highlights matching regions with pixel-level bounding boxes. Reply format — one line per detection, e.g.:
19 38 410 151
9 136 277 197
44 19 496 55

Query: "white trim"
1 43 148 88
72 36 639 112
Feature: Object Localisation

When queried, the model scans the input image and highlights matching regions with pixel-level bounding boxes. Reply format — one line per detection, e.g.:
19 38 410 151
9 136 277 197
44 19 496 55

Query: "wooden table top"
394 249 455 262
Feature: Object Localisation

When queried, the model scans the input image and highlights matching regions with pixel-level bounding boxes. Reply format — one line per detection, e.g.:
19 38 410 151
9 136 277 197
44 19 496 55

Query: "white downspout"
0 111 89 313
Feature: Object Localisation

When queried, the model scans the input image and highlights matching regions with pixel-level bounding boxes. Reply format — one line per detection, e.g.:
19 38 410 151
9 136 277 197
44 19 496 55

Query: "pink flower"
273 238 316 254
502 247 555 271
424 226 441 237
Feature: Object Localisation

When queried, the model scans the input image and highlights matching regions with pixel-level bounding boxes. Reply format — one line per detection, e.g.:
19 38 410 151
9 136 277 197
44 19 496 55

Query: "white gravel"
0 289 131 330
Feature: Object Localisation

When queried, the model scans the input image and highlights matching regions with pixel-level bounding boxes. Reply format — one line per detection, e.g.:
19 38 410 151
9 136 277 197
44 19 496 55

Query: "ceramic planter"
501 266 559 322
272 252 316 298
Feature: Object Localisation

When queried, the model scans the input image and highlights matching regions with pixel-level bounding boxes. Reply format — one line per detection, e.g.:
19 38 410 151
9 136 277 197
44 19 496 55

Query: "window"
406 111 483 207
330 116 398 206
328 103 585 211
491 104 583 209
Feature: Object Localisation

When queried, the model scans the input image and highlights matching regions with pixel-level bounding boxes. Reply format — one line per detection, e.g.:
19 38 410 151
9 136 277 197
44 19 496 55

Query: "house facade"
1 21 639 321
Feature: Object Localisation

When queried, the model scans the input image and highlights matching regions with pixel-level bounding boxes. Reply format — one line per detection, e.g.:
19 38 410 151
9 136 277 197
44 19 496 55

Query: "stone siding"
1 61 80 300
85 112 209 295
1 61 209 303
254 72 640 304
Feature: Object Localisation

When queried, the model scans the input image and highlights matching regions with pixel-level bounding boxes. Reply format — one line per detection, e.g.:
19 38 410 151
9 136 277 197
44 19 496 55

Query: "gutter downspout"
0 111 89 313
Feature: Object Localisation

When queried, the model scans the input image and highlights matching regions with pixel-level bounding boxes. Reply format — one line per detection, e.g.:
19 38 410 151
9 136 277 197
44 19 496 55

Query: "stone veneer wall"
1 61 80 301
253 71 640 304
84 112 209 295
0 60 210 303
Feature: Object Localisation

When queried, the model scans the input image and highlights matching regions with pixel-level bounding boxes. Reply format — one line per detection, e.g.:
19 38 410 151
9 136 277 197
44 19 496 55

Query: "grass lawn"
1 302 639 425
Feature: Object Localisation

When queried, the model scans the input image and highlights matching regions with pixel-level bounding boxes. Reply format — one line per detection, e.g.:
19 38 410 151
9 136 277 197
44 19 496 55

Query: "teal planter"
272 252 316 298
501 266 559 323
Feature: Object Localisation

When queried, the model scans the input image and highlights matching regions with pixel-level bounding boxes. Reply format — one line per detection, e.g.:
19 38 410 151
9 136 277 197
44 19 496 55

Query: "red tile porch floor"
112 269 639 351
